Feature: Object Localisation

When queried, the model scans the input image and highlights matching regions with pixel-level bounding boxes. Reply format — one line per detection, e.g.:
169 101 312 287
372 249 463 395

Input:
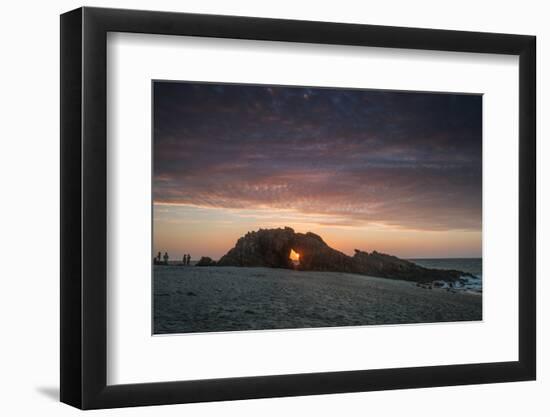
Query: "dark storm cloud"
153 82 482 231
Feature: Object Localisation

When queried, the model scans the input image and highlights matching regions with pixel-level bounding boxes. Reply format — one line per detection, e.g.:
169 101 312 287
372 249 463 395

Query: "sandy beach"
153 265 482 334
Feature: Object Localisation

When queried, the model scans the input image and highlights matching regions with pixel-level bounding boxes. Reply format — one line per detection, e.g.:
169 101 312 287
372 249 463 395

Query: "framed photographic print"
60 7 536 409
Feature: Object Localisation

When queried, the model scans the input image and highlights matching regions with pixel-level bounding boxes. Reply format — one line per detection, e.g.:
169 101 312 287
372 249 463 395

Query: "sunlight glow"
289 249 300 262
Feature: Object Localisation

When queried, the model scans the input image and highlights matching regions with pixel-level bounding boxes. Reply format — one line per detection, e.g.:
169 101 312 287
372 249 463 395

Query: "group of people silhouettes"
153 251 192 266
153 251 169 265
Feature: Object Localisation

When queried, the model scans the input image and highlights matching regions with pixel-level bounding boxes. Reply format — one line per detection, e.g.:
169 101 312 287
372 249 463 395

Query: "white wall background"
0 0 546 415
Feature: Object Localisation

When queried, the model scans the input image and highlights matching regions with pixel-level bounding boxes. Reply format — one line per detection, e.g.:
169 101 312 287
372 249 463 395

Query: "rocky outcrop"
196 256 217 266
217 227 296 268
351 250 469 282
292 231 355 273
215 227 473 283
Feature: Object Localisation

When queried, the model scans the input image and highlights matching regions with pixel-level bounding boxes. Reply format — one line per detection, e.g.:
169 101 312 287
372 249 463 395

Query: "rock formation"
217 227 296 268
351 249 469 282
196 256 217 267
214 227 473 283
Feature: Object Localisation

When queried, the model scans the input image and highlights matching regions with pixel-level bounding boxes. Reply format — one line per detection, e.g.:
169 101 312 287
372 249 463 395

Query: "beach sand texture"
154 266 482 334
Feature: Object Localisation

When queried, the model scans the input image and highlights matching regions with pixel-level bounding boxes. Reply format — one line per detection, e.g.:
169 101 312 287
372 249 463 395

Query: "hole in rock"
289 249 300 266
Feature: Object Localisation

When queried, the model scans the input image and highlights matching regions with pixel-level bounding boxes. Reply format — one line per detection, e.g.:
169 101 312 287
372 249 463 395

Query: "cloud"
153 82 482 232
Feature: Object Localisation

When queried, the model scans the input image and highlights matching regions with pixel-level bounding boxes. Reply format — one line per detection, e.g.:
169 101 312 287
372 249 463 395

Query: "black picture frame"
60 6 536 410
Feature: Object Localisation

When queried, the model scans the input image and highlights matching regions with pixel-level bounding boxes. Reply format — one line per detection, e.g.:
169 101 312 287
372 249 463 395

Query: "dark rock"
196 256 216 267
217 227 295 268
293 231 355 273
186 291 197 296
215 227 474 283
351 250 470 283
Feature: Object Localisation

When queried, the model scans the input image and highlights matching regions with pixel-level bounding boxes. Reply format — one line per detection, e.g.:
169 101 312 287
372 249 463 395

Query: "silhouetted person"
186 254 191 265
163 252 169 265
182 255 186 265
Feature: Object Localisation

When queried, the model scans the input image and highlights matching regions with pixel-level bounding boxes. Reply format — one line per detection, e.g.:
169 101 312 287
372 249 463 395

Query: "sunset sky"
153 81 482 260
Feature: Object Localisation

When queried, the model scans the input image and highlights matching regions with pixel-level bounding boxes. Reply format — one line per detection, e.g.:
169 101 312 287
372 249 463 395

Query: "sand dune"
154 266 482 334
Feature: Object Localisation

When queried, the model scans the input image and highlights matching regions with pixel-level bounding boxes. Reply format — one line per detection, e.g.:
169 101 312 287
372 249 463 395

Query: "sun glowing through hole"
289 249 300 265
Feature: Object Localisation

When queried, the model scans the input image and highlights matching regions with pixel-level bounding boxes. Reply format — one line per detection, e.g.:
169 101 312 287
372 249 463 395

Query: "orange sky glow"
153 203 481 260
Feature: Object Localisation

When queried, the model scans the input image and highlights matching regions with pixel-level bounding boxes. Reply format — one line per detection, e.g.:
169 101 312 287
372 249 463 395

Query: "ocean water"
409 258 482 293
